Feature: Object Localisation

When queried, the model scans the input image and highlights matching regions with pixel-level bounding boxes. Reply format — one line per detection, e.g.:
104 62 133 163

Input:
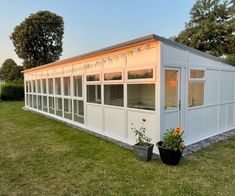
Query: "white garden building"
23 34 235 153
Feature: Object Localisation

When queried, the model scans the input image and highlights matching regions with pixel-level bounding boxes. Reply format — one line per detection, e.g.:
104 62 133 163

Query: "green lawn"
0 101 234 195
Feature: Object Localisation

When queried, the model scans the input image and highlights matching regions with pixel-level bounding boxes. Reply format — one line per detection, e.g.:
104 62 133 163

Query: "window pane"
87 74 100 81
165 70 178 109
190 70 204 78
42 79 47 94
87 85 101 104
37 80 41 93
128 69 153 80
64 77 71 96
43 96 48 112
55 97 63 117
38 95 42 110
48 79 53 94
104 72 122 81
32 81 36 93
33 95 37 109
74 100 84 124
188 82 204 107
49 97 54 114
26 81 29 92
74 76 82 97
55 78 61 95
104 85 123 107
64 99 72 120
29 95 33 107
127 84 155 111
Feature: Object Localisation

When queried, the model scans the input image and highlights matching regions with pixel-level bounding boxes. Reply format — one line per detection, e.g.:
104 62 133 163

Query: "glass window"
188 82 204 107
37 80 41 94
55 97 63 117
43 96 48 112
33 95 37 109
128 69 153 80
32 81 36 93
26 81 29 93
86 74 100 82
190 70 204 79
38 95 42 110
63 77 71 96
87 85 101 104
74 100 84 124
64 99 72 120
49 97 54 114
29 95 33 107
48 78 53 94
55 78 61 95
73 76 82 97
127 84 155 111
42 79 47 94
165 70 178 110
104 85 123 107
104 72 122 81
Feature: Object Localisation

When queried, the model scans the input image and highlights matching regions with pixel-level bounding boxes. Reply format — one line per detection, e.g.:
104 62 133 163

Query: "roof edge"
23 34 156 73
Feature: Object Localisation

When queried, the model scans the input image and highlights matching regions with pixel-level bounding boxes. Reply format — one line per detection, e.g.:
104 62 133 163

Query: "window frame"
188 68 206 108
86 73 101 83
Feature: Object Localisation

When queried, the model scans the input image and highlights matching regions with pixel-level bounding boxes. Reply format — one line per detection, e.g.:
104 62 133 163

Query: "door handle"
179 100 181 110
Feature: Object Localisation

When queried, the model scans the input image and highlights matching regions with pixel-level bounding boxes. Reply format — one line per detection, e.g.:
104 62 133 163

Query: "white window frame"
188 68 206 108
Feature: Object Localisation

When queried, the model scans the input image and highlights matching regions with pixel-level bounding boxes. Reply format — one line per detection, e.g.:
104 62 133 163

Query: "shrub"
0 82 24 101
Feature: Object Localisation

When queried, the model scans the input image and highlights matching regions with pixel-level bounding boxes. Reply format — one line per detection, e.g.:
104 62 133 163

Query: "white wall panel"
205 106 218 133
220 71 234 102
164 45 186 65
219 104 227 130
186 109 204 143
104 107 125 138
86 104 103 131
164 112 180 131
227 103 234 129
205 70 219 104
127 110 158 143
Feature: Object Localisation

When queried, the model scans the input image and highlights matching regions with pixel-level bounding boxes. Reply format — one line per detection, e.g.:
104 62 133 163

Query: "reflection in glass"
104 72 122 81
165 70 178 110
128 69 153 79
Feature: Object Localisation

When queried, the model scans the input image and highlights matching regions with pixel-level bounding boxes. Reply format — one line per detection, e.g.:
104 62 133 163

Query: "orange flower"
180 143 185 149
175 127 181 133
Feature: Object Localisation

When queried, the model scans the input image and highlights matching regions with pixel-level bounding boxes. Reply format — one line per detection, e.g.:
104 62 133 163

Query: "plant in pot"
131 119 154 162
157 127 185 165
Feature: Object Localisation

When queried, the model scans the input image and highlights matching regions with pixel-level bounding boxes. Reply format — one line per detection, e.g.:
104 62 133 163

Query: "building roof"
23 34 235 73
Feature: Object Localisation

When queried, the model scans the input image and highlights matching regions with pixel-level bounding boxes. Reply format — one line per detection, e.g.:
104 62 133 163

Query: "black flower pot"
133 143 154 162
157 141 182 165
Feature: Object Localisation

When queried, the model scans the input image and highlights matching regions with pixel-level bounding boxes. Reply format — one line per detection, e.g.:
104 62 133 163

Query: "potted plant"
157 127 185 165
131 119 154 162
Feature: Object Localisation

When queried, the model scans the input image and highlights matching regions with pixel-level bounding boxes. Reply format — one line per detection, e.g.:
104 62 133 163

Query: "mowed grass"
0 102 234 195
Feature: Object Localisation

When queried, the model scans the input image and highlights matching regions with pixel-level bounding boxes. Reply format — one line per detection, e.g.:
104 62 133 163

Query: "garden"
0 101 234 195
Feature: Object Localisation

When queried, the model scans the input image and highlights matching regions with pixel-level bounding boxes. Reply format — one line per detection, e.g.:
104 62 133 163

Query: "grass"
0 101 234 195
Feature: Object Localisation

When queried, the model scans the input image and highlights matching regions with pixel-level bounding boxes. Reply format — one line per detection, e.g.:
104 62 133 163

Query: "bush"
0 83 24 101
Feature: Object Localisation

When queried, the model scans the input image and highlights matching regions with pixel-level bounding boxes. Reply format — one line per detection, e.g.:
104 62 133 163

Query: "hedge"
0 83 24 101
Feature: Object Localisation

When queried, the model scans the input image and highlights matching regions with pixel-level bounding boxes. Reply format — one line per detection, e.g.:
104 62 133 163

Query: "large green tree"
11 11 64 69
175 0 235 60
0 59 23 82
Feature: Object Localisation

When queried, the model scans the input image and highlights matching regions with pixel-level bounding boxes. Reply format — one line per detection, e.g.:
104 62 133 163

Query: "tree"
0 59 23 82
175 0 235 60
11 11 64 69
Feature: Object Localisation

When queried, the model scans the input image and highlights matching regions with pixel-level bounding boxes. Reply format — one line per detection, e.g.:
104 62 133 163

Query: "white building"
23 34 235 153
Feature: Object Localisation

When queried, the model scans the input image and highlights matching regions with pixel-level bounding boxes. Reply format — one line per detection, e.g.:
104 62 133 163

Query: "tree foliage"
175 0 235 60
11 11 64 69
0 59 23 82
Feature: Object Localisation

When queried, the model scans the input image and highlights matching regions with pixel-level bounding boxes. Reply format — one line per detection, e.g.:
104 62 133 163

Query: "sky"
0 0 195 66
